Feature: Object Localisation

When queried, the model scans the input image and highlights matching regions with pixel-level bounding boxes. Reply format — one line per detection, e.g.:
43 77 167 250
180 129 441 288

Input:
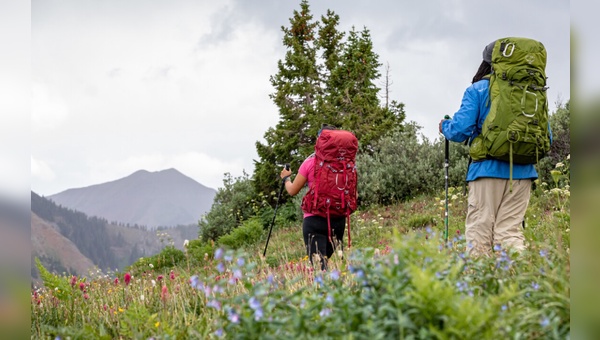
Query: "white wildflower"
183 239 189 248
555 162 564 168
149 263 154 269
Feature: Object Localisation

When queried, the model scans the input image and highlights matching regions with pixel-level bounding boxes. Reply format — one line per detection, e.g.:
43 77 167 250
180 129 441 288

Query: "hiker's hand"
280 167 292 180
439 119 444 133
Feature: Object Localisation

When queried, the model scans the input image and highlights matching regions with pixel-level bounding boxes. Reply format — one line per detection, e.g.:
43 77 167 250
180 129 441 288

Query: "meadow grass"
31 176 570 339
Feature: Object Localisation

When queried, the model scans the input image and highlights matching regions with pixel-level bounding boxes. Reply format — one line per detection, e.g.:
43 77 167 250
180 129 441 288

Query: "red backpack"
301 129 358 247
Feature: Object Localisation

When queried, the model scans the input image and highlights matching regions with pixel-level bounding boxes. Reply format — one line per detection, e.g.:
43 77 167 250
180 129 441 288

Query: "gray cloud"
30 0 570 196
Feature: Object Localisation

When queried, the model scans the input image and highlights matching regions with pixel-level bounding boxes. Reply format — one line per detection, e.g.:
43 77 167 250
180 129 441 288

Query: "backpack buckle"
502 42 515 57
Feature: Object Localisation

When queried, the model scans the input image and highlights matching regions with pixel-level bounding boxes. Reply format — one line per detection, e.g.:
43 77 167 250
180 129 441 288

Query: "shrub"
537 100 570 186
357 122 469 206
407 214 436 229
218 218 264 250
128 246 185 274
199 171 262 242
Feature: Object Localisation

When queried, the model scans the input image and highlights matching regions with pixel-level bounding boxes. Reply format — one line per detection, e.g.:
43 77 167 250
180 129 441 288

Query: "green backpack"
469 37 551 182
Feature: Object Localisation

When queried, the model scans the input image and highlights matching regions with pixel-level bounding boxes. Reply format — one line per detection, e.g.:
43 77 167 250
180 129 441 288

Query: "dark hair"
472 60 492 84
317 123 337 136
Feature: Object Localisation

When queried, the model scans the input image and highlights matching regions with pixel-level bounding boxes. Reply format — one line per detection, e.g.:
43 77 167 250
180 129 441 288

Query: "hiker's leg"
465 178 503 256
303 216 328 270
493 179 531 253
326 217 346 258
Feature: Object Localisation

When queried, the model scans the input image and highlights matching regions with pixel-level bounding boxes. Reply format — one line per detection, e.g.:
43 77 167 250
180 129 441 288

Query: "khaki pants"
465 178 531 256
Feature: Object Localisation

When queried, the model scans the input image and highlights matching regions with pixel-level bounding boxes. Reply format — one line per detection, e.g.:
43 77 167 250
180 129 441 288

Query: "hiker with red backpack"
439 38 552 256
280 125 358 270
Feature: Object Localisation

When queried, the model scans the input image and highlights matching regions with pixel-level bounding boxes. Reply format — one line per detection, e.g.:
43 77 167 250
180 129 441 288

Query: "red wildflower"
84 293 89 300
124 273 131 286
114 278 119 285
170 270 175 280
79 282 85 291
70 276 77 288
157 275 164 281
161 285 169 302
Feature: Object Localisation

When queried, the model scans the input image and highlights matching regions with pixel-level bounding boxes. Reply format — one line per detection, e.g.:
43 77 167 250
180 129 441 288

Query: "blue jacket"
441 79 546 182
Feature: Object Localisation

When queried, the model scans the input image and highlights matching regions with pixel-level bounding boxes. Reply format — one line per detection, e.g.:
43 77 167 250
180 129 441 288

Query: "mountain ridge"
48 168 217 228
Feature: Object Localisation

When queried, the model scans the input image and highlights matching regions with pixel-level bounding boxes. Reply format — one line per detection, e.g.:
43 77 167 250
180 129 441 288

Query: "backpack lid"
315 130 358 161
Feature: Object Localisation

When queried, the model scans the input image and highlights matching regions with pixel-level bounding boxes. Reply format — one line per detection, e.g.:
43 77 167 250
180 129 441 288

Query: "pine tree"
254 0 320 200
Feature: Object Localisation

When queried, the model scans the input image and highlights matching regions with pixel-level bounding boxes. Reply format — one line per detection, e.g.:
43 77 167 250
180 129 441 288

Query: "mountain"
48 168 216 228
31 191 199 277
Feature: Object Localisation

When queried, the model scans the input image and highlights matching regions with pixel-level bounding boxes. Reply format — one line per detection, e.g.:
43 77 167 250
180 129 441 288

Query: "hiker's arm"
280 167 307 196
285 173 307 196
441 87 478 143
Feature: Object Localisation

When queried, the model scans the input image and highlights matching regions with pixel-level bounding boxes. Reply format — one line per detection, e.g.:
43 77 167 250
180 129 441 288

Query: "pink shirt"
298 155 316 218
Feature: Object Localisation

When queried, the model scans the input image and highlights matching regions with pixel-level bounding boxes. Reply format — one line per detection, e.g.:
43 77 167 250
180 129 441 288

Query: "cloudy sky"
26 0 570 196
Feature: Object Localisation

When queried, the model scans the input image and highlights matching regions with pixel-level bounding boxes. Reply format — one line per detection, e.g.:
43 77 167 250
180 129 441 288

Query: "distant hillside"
31 191 199 277
48 168 216 228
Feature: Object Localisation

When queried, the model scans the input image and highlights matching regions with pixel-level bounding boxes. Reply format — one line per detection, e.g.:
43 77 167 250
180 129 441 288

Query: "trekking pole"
444 115 450 245
263 163 290 257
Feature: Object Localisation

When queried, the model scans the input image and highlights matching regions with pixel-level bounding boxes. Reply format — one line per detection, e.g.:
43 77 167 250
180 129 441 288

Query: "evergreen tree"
327 27 403 149
254 0 320 200
253 1 405 199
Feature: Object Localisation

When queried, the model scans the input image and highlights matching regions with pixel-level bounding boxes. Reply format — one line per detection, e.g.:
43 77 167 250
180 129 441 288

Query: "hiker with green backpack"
439 38 552 257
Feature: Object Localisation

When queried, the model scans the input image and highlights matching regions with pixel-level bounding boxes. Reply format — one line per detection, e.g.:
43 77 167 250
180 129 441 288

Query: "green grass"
31 184 570 339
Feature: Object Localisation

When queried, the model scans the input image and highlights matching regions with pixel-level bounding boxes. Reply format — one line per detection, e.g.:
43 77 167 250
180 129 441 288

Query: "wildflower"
70 276 77 288
267 275 274 285
319 308 332 317
567 154 570 160
233 269 242 279
216 262 225 273
170 271 175 280
149 263 154 269
326 294 334 304
83 293 89 300
224 254 233 262
493 244 502 252
207 299 221 310
161 285 168 301
249 297 261 310
531 282 540 291
215 248 224 260
183 239 189 248
124 273 132 286
539 249 548 258
79 282 85 291
314 275 324 286
227 308 240 323
501 305 507 311
236 257 245 267
157 275 164 281
555 162 564 168
330 270 340 281
215 329 223 337
140 294 145 302
155 321 160 328
151 280 156 287
540 317 550 327
114 278 119 285
254 308 264 321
